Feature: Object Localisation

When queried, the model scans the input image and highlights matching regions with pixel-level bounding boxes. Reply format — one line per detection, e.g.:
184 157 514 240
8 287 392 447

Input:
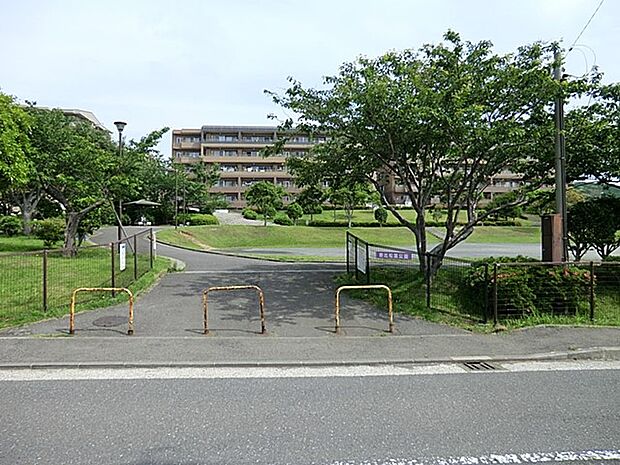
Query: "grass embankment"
157 224 540 252
337 267 619 332
0 245 172 329
0 236 46 253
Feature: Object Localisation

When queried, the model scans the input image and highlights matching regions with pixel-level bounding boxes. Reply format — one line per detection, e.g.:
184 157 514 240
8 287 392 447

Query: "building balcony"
172 141 201 150
202 156 286 164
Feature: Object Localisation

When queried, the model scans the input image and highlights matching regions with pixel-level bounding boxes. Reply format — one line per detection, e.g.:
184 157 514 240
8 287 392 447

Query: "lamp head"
114 121 127 133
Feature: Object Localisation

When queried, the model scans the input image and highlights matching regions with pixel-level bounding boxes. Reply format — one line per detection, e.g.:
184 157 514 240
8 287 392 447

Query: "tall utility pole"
553 49 568 262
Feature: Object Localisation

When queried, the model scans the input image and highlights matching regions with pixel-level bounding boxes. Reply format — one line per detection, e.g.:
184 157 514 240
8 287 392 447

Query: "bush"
176 213 219 226
273 213 293 226
0 216 22 237
33 217 65 248
242 208 258 220
462 256 591 317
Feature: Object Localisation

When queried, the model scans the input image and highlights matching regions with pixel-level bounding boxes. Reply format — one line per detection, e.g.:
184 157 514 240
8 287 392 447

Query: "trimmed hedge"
307 219 522 228
273 213 293 226
177 213 219 226
242 208 258 220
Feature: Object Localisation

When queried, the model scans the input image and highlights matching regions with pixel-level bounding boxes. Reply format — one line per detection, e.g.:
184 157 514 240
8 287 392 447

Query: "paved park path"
2 226 463 339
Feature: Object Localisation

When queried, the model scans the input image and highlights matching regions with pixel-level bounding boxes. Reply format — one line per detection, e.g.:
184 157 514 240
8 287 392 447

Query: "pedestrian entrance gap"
70 287 134 335
202 285 266 335
335 285 394 334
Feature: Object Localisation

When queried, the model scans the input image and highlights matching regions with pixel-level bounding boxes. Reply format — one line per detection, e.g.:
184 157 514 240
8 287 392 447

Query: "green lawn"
157 224 540 250
0 236 47 253
0 245 171 329
302 209 533 226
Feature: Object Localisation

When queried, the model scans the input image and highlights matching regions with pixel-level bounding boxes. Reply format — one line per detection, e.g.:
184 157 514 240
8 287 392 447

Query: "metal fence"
346 232 620 324
0 229 155 328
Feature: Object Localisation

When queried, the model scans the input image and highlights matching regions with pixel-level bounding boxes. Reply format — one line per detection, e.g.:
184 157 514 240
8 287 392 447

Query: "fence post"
589 261 595 321
346 231 350 274
111 242 116 297
493 262 498 326
365 241 370 284
133 234 138 281
425 253 431 308
354 236 359 282
483 263 489 323
42 250 48 312
149 228 154 269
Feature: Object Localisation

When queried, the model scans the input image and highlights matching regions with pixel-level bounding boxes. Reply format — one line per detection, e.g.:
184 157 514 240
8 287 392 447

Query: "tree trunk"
15 190 42 235
63 212 80 257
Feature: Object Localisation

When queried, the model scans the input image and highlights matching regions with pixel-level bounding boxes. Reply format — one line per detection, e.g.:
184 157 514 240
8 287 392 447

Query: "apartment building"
172 125 324 208
172 125 521 209
381 171 523 206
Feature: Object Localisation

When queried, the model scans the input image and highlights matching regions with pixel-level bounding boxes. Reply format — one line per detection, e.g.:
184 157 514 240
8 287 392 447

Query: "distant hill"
572 182 620 199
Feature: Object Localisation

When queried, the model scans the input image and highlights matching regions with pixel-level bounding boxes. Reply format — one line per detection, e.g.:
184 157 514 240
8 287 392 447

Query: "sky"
1 0 618 155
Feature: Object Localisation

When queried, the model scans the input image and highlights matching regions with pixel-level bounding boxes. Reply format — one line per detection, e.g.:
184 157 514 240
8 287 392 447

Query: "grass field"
157 224 540 251
0 243 171 329
0 236 47 253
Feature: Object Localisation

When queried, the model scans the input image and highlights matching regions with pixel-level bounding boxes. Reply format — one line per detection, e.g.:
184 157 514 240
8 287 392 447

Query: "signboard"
356 245 366 273
119 243 127 271
375 250 413 260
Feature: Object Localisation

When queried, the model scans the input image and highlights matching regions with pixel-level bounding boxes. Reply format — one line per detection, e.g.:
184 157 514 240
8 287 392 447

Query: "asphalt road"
1 362 619 465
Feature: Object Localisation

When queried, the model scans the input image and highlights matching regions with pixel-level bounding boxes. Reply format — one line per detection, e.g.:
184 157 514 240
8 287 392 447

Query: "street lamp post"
114 121 127 241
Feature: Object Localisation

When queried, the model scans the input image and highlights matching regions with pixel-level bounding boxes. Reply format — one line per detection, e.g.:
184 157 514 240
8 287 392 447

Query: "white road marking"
328 449 620 464
0 360 618 382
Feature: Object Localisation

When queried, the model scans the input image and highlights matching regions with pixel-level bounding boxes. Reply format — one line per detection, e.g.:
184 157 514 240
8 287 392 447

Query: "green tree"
483 191 523 221
330 183 372 229
267 31 588 276
295 185 325 221
565 83 620 184
25 107 119 254
374 207 388 227
0 92 31 191
286 202 304 225
245 181 285 226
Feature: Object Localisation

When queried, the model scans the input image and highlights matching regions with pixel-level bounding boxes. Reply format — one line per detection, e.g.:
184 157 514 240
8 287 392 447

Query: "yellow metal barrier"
335 284 394 334
69 287 134 335
203 285 266 335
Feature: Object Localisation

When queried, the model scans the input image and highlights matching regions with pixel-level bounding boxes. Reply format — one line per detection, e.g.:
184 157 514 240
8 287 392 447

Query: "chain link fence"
0 229 155 329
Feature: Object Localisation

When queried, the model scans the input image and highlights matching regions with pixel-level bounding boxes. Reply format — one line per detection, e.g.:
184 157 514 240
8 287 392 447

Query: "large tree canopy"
0 92 31 190
267 31 590 275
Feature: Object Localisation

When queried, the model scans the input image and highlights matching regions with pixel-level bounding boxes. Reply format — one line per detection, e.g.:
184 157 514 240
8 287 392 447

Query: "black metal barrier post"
111 243 116 297
346 231 350 274
42 250 48 312
133 234 138 281
493 262 498 326
425 253 431 308
589 261 595 321
365 241 370 284
354 236 359 282
149 228 154 269
483 263 489 323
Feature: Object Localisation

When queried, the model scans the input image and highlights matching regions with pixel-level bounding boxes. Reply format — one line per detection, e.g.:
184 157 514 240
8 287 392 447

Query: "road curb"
1 347 618 370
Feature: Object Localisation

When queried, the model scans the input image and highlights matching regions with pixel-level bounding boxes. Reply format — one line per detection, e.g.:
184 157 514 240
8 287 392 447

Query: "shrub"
462 256 591 317
176 213 219 226
242 208 258 220
33 217 65 248
0 216 22 237
273 213 293 226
